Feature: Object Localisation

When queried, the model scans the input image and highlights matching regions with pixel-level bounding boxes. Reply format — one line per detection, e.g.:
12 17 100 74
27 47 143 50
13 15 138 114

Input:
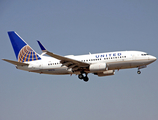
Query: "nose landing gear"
137 65 147 74
78 72 89 82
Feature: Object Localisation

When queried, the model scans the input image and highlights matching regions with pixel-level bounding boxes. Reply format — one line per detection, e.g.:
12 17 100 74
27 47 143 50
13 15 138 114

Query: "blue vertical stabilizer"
8 31 27 59
8 31 41 62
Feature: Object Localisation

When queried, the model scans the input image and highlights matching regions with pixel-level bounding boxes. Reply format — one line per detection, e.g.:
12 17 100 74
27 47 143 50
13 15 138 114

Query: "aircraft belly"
18 66 70 75
108 59 151 70
41 67 71 75
108 62 130 69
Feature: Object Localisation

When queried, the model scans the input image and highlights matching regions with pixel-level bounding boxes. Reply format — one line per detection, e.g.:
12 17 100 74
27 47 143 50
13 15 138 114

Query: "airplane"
2 31 157 82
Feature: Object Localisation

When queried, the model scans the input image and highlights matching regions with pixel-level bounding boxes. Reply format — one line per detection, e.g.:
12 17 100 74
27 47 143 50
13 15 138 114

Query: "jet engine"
89 63 106 72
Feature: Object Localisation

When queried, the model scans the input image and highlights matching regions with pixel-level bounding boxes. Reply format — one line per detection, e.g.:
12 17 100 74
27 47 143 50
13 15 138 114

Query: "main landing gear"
78 72 89 82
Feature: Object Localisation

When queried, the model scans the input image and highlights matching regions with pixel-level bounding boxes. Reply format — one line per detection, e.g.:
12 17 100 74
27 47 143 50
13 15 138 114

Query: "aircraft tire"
83 77 89 82
78 74 84 79
137 71 141 74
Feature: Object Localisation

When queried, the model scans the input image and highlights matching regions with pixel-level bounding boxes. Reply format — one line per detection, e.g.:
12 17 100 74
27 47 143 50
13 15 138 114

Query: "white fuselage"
17 51 156 75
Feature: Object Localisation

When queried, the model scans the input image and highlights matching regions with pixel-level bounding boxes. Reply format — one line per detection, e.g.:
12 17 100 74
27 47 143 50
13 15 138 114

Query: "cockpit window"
141 54 149 56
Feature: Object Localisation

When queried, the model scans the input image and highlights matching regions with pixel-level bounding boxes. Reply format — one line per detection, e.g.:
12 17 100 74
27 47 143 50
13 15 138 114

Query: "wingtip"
37 40 47 52
8 31 15 33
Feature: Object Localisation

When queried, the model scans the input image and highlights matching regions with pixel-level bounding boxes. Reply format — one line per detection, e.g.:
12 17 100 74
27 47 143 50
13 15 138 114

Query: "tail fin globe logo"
18 45 41 62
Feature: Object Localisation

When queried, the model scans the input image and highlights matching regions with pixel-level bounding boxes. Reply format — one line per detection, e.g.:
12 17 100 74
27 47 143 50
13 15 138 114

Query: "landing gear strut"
78 72 89 82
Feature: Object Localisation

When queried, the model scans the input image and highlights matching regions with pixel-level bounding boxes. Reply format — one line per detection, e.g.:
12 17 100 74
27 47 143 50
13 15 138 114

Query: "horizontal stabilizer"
2 59 29 66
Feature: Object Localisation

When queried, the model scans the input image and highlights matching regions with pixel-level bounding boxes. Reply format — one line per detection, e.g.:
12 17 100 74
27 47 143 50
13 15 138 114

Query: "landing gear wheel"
83 77 89 82
137 70 141 74
78 72 89 82
78 74 84 79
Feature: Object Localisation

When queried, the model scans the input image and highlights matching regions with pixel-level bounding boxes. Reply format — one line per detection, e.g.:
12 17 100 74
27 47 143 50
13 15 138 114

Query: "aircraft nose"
154 56 157 61
149 56 157 62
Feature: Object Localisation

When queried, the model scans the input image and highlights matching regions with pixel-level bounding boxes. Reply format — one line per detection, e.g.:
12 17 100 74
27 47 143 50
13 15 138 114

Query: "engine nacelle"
89 63 106 72
96 70 115 77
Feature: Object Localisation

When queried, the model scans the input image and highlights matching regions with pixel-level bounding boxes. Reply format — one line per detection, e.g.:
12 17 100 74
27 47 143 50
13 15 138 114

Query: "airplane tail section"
8 31 41 62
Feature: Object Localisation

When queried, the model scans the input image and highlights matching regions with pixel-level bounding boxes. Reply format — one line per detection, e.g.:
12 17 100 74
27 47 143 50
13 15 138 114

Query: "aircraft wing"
37 41 89 71
2 59 29 66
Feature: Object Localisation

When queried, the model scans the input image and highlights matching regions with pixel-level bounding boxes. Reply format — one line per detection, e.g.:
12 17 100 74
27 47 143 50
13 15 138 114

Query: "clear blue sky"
0 0 158 120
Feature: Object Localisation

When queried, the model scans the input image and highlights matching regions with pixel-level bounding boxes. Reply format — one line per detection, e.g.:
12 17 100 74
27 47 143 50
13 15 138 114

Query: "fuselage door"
132 54 136 60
